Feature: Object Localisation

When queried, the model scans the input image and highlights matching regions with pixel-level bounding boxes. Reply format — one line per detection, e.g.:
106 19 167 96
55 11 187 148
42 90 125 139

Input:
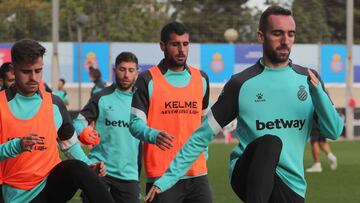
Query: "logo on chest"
105 105 114 112
256 119 306 131
161 101 199 115
297 85 308 101
105 118 129 128
255 93 266 103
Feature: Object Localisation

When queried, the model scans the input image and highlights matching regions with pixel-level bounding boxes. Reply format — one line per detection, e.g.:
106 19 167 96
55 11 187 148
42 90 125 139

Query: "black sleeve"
44 83 52 93
211 65 263 128
52 95 75 141
80 85 115 123
132 70 152 117
200 70 210 110
211 75 241 128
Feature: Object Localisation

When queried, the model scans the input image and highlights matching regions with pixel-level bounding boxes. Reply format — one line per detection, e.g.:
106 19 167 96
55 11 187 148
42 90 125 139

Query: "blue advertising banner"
235 44 262 64
355 65 360 83
234 44 262 73
73 43 110 82
320 45 346 83
0 43 12 66
200 44 234 83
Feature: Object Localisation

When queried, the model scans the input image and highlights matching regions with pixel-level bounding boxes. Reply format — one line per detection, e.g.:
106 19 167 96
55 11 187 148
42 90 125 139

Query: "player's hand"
144 185 161 202
307 69 319 87
156 131 174 151
20 134 43 152
90 162 106 177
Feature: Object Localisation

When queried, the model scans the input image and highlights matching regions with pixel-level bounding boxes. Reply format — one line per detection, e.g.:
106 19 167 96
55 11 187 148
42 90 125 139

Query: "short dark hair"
11 39 46 66
161 22 189 43
59 78 66 85
259 5 293 33
0 62 12 80
115 52 138 68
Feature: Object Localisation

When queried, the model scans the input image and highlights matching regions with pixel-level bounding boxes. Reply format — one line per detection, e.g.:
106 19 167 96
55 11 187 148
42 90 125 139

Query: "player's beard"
165 52 187 68
264 38 291 64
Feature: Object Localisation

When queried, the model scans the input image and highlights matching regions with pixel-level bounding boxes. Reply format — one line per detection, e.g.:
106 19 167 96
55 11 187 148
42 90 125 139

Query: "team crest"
297 85 307 101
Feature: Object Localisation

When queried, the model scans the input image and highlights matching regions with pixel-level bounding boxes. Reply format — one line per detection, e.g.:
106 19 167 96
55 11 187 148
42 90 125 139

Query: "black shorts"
82 175 140 203
310 134 327 142
146 175 212 203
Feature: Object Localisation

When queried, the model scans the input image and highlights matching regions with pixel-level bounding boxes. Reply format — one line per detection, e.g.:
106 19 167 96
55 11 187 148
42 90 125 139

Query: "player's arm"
200 70 210 159
73 93 101 134
145 76 240 200
53 96 92 165
0 135 42 160
200 70 211 117
307 69 344 140
129 72 174 150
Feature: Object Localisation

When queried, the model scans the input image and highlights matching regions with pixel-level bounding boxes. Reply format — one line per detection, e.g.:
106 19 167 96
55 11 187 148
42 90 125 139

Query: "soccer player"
74 52 141 203
89 67 106 96
53 78 69 105
145 6 344 203
0 62 15 90
0 39 114 203
129 22 212 203
306 120 338 172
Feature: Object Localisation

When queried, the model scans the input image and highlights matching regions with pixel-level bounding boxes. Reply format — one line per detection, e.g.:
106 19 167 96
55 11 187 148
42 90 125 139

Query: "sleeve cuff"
149 129 160 144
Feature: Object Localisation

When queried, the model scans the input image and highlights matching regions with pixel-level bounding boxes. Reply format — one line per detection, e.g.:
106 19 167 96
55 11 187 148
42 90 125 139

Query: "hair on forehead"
11 39 46 67
259 5 293 33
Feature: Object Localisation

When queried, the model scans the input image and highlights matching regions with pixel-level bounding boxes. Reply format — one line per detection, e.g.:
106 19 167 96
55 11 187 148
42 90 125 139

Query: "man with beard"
73 52 141 203
145 6 344 203
129 22 212 203
0 39 114 203
0 62 15 90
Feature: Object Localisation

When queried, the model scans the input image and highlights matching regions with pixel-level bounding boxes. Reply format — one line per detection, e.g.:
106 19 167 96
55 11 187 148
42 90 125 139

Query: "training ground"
66 140 360 203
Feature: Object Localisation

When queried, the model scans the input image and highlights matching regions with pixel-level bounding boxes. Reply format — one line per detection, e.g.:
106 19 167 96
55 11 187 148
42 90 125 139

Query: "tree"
0 0 51 42
292 0 360 44
170 0 258 43
292 0 331 43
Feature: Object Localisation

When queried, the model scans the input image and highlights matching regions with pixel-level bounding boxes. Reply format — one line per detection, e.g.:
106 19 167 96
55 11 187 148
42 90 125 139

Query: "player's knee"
259 135 283 155
66 160 93 176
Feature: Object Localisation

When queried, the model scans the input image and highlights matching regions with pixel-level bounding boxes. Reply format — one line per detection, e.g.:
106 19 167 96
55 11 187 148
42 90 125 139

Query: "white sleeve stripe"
58 131 78 150
202 106 210 116
76 113 88 128
131 107 147 123
207 110 222 135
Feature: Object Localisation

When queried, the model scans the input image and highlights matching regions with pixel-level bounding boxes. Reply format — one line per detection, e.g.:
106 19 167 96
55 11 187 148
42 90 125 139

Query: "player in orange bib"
0 39 114 203
130 22 212 203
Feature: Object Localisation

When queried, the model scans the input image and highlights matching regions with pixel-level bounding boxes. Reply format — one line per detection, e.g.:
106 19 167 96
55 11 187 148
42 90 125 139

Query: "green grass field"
68 140 360 203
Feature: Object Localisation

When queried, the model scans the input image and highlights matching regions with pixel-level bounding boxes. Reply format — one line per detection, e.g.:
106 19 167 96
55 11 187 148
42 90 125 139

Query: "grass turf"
68 140 360 203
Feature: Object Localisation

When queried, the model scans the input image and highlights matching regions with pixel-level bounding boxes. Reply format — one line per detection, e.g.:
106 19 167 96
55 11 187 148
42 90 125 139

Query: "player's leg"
33 160 114 203
319 138 337 170
81 175 111 203
106 176 140 203
306 140 322 172
268 175 304 203
183 175 213 203
231 135 282 203
146 180 185 203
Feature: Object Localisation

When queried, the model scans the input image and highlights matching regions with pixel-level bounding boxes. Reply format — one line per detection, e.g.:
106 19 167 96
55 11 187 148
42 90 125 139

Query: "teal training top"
73 84 141 181
53 89 69 105
0 87 90 203
153 60 344 197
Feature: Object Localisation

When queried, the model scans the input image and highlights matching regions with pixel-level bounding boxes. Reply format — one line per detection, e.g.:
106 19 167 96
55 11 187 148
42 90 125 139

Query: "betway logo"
105 118 129 128
256 119 306 131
